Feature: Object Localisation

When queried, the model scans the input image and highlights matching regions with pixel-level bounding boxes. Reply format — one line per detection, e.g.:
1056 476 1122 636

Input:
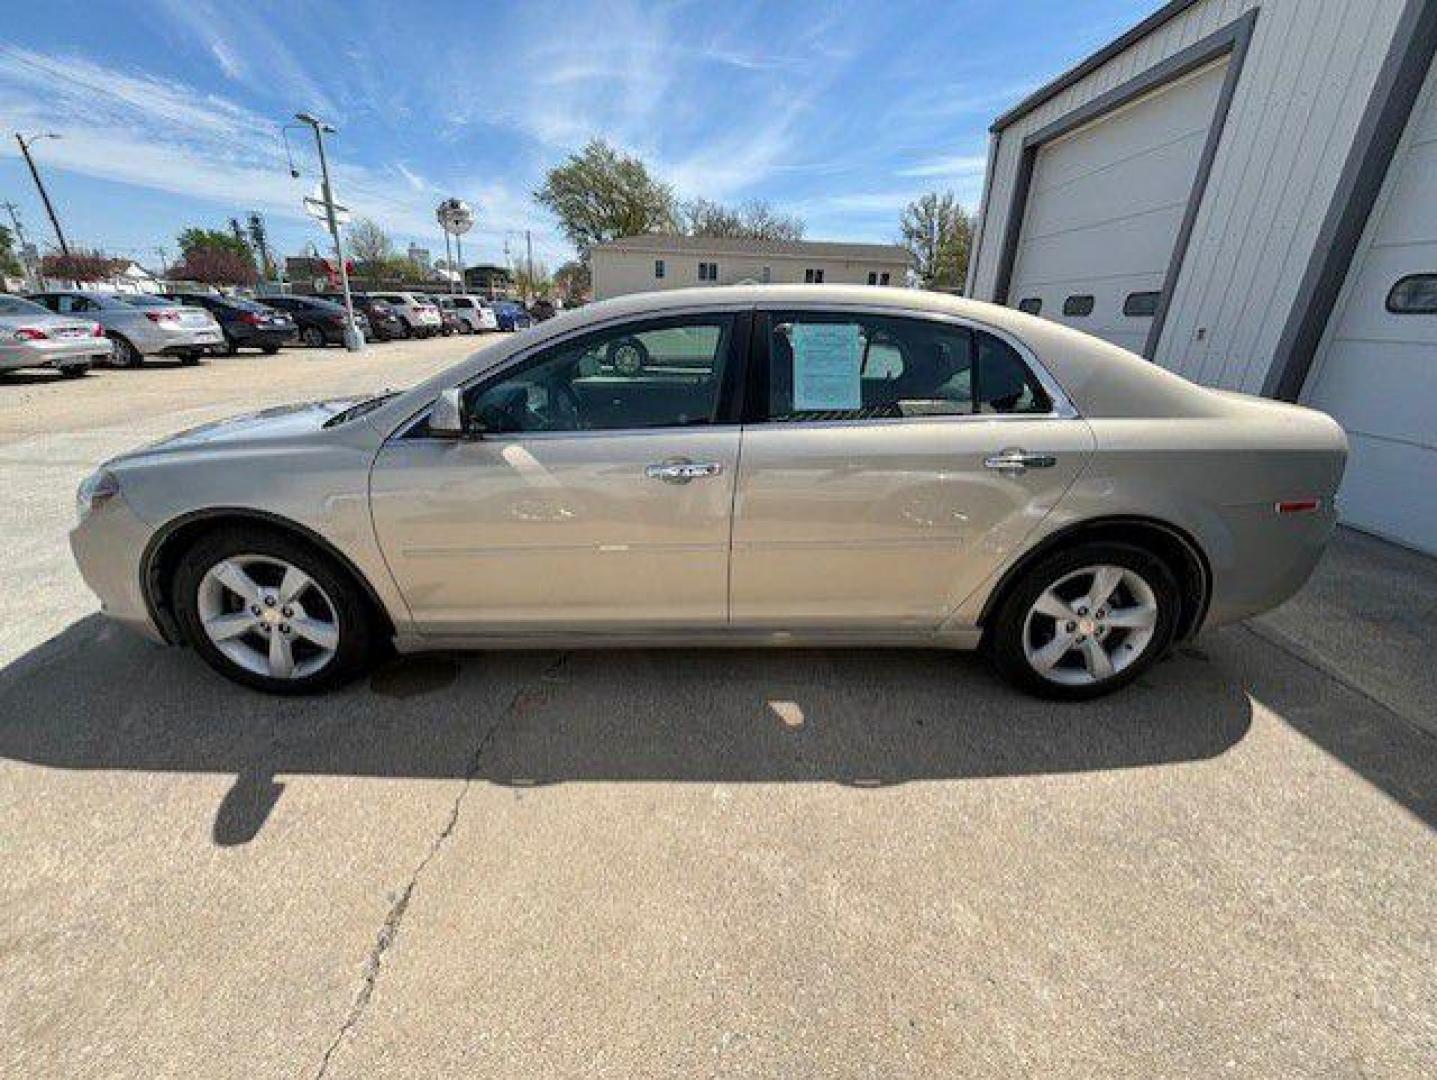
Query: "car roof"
363 284 1225 428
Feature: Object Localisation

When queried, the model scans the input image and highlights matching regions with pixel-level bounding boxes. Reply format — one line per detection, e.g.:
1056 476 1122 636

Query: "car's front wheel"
988 541 1179 700
173 527 379 694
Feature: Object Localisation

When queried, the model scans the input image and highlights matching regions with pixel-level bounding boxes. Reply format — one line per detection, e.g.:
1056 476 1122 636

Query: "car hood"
123 397 369 457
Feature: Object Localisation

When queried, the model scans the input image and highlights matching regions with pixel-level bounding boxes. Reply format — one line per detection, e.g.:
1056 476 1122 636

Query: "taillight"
145 310 180 322
239 312 264 326
1276 498 1322 515
13 326 47 340
330 314 347 325
93 323 105 337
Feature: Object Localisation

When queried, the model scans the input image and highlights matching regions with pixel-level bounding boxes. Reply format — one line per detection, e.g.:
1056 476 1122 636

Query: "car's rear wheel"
302 326 326 348
111 335 144 368
988 541 1178 700
179 349 203 365
261 344 280 355
173 528 379 694
58 364 89 379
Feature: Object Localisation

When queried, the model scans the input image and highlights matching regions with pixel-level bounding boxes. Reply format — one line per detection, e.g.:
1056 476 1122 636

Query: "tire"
302 326 326 348
398 319 414 339
110 335 144 368
172 526 380 694
987 541 1179 701
261 344 281 355
607 336 649 375
221 334 239 356
179 350 203 365
59 364 90 379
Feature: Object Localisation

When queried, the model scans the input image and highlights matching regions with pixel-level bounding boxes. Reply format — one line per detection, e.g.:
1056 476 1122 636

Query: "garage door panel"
1014 208 1187 286
1335 436 1437 553
1032 62 1229 192
1008 59 1228 349
1022 131 1208 238
1371 139 1437 248
1308 339 1436 447
1325 244 1437 344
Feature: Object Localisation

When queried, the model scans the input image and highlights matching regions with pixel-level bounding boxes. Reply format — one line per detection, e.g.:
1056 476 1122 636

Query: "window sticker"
791 322 862 410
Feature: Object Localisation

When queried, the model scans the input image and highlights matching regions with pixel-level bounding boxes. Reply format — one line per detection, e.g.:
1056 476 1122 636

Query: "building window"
804 268 824 284
761 266 771 283
1063 294 1095 317
654 259 665 279
867 272 878 285
698 261 718 282
1017 297 1042 315
1123 290 1160 317
880 272 891 286
1386 273 1437 314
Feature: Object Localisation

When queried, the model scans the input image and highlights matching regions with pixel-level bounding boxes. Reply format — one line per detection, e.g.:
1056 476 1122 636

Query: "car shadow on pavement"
0 614 1430 845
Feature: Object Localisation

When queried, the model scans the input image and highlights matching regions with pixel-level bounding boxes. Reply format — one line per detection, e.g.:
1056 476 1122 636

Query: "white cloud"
897 153 989 179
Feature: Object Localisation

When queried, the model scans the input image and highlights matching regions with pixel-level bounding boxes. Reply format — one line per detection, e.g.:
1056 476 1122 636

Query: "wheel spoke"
267 629 296 678
1081 638 1115 680
1085 566 1124 610
278 565 314 605
212 561 262 604
204 612 257 641
1105 603 1157 629
1031 632 1077 672
290 617 338 650
1033 589 1078 622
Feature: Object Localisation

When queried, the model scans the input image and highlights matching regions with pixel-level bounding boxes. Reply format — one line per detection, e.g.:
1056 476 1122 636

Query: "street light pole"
15 132 70 259
294 113 362 352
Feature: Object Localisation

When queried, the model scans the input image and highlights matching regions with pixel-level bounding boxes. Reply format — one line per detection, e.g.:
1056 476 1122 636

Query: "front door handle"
645 459 724 484
984 448 1057 474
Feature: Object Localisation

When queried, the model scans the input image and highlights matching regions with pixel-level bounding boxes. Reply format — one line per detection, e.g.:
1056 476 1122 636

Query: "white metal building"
591 235 910 301
968 0 1437 554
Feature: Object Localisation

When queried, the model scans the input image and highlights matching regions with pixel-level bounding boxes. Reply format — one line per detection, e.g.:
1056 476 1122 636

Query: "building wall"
592 249 908 300
971 0 1410 392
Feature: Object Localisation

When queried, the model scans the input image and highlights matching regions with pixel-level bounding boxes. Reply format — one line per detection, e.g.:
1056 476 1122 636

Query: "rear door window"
757 311 1050 421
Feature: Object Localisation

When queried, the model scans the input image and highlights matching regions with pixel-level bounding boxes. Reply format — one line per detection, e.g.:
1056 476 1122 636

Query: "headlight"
76 469 120 523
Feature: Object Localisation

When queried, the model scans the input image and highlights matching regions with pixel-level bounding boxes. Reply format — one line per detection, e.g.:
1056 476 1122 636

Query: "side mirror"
430 388 478 439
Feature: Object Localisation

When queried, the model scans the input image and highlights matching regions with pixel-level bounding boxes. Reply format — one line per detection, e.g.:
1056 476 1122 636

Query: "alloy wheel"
196 554 340 680
1021 564 1159 686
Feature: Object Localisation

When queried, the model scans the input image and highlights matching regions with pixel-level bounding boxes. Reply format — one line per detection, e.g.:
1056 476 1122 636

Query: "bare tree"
681 198 804 241
899 191 973 290
347 217 394 272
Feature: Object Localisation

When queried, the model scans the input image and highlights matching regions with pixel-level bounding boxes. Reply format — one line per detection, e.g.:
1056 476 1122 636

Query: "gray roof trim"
592 234 908 261
990 0 1205 132
1265 0 1437 402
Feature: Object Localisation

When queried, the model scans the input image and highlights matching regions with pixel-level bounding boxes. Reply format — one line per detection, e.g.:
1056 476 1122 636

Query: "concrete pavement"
0 340 1433 1077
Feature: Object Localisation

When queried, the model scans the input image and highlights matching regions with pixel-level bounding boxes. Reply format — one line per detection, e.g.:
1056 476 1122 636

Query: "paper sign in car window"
791 322 862 411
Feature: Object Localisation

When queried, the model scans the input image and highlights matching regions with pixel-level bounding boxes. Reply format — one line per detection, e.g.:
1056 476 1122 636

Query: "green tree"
0 224 23 278
534 139 677 259
899 191 973 290
553 260 591 304
510 258 552 301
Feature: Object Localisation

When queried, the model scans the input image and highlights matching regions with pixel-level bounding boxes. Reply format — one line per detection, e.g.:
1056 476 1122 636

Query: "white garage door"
1007 59 1229 353
1303 62 1437 555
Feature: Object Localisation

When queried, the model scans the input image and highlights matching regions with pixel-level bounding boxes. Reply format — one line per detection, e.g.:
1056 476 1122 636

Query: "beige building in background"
591 234 910 300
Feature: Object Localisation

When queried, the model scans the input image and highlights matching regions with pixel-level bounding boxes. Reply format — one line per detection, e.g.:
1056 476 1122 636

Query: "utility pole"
294 112 362 351
525 229 534 303
15 133 70 258
153 245 170 279
2 200 39 290
247 212 274 283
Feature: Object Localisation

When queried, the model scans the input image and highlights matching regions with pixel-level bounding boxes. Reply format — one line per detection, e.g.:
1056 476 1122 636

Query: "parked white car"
439 294 498 333
27 291 223 367
364 292 442 338
0 293 110 377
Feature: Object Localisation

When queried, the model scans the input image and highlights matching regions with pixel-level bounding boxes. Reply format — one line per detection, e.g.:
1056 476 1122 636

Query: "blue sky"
0 0 1155 273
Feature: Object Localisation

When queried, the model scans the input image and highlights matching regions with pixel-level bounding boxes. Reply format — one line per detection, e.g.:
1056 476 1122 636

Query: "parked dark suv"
261 295 371 347
162 293 296 354
348 295 406 341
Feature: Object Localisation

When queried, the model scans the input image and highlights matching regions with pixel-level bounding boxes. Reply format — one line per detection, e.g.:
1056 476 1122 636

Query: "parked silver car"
27 291 223 367
439 294 499 333
70 286 1347 698
0 293 111 378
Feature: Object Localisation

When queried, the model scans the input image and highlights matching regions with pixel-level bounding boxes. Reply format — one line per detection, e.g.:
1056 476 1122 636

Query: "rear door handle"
645 459 724 484
984 448 1057 474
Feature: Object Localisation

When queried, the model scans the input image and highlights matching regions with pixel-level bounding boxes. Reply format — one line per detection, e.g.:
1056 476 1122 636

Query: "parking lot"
1 338 1434 1077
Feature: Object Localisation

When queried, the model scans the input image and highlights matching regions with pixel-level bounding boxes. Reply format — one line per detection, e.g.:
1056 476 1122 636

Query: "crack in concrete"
312 652 568 1079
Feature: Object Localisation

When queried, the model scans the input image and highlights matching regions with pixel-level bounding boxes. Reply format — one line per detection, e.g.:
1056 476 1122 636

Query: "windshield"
0 295 52 317
120 294 174 308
